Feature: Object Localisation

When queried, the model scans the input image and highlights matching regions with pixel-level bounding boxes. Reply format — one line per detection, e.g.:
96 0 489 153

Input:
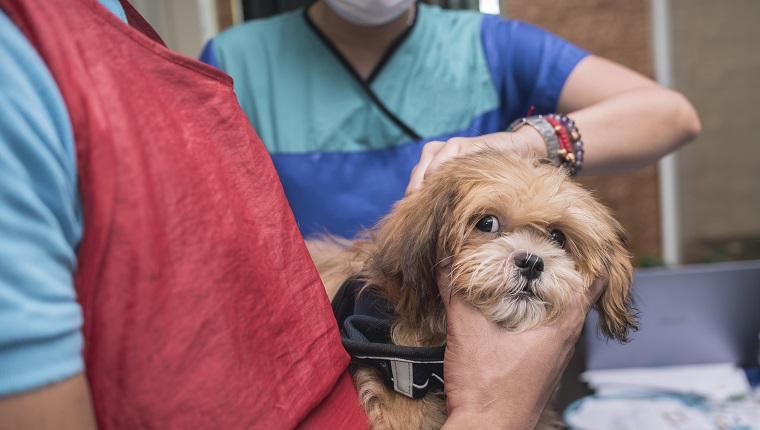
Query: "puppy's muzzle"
514 252 544 280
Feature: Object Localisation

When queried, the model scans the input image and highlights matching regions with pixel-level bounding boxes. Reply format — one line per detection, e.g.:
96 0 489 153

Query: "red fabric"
1 0 368 428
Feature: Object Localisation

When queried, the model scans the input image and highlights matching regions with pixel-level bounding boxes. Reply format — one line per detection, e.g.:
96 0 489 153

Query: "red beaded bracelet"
547 113 584 177
544 116 576 175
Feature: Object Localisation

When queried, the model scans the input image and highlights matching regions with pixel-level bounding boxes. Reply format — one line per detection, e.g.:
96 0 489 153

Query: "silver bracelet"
507 115 561 166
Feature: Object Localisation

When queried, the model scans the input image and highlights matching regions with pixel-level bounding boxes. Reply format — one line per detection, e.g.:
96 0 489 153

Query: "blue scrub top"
202 3 589 238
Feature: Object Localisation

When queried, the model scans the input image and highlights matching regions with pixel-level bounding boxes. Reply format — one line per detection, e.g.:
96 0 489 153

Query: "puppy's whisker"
464 256 511 296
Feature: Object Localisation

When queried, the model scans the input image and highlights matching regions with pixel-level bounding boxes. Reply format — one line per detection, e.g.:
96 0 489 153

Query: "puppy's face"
364 150 636 344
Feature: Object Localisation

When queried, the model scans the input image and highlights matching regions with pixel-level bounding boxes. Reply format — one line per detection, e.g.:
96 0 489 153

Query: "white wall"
130 0 219 58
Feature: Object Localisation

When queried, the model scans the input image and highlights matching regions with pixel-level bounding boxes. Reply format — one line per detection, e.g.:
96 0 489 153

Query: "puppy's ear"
366 186 456 313
596 229 638 343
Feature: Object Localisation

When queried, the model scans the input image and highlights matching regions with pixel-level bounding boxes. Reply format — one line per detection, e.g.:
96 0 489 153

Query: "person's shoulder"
0 8 74 162
0 9 84 399
416 3 485 47
494 15 542 29
418 3 483 27
415 4 556 51
207 8 313 69
478 12 567 44
213 8 305 48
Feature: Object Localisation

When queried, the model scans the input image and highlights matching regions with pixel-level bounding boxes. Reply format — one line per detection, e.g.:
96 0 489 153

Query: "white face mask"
325 0 415 26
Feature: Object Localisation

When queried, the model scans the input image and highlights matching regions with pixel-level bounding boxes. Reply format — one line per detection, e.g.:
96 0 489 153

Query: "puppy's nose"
514 253 544 280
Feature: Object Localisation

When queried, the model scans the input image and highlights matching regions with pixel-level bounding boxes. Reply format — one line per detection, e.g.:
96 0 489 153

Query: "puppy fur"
307 150 636 430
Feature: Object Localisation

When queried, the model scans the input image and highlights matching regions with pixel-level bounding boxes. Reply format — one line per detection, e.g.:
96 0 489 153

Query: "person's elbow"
668 89 702 147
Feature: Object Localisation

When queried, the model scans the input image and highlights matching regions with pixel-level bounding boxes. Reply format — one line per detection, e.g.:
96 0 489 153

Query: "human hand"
406 128 545 196
439 272 607 430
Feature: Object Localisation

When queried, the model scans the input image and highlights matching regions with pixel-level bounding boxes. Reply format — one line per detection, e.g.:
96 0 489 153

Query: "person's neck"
308 0 416 80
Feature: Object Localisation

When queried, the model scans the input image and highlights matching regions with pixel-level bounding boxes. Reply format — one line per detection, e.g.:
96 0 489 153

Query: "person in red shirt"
0 0 610 428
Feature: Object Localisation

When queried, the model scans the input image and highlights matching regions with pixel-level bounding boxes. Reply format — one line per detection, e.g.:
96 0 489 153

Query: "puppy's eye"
549 229 566 248
475 215 500 233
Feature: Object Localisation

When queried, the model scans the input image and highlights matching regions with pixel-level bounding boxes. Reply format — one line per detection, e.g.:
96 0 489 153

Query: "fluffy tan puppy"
307 149 636 430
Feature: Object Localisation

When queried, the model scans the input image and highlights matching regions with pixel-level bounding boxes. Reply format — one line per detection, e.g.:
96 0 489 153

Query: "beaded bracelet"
507 114 584 177
544 116 577 176
547 113 584 176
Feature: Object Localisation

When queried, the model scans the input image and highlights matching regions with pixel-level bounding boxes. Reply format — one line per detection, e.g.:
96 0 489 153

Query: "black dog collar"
331 278 446 399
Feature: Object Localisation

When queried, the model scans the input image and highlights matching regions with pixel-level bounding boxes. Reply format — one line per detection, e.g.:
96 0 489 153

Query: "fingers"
437 270 493 340
436 268 454 311
406 137 485 195
406 140 444 196
406 133 526 196
586 276 608 310
552 276 609 341
407 140 466 196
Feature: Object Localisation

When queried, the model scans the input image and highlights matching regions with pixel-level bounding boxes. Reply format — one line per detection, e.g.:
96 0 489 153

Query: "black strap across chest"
331 278 445 399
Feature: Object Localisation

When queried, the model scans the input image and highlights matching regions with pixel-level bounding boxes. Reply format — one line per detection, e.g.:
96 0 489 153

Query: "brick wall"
670 0 760 263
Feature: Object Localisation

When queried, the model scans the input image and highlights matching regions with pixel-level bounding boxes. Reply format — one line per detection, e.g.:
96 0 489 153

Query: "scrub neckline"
303 1 420 85
302 1 422 141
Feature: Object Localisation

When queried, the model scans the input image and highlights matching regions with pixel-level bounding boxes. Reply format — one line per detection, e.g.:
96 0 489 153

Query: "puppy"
307 149 636 430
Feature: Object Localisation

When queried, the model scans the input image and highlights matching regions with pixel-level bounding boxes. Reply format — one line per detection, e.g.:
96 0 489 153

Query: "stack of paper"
582 362 752 402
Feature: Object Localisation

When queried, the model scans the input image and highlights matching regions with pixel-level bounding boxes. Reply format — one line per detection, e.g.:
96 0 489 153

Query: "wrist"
508 126 548 158
506 114 585 176
443 403 541 430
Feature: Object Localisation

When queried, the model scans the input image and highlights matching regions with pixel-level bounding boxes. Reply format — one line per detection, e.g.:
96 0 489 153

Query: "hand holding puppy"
440 273 607 430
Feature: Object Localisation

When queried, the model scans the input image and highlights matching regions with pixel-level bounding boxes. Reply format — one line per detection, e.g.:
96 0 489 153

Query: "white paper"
581 362 752 402
564 363 760 429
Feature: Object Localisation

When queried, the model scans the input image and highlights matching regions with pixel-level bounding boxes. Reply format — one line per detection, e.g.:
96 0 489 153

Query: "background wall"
131 0 220 58
670 0 760 263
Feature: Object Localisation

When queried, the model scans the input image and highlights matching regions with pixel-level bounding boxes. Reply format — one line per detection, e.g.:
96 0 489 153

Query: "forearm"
443 406 547 430
567 87 701 175
441 348 570 430
0 373 97 430
407 56 700 192
505 88 700 176
553 55 701 175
